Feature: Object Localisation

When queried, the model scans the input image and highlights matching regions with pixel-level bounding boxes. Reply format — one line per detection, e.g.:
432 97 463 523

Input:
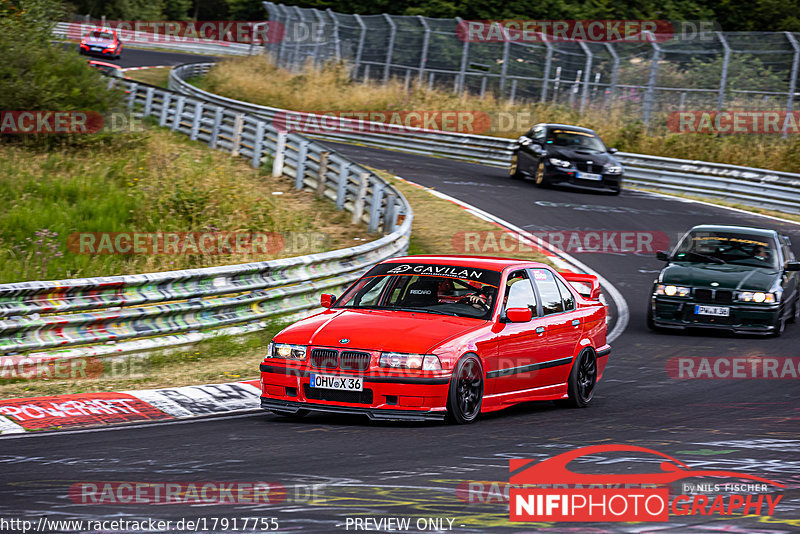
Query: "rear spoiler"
560 272 601 300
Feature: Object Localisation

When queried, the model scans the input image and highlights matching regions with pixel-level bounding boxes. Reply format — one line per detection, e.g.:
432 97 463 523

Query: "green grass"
0 127 372 283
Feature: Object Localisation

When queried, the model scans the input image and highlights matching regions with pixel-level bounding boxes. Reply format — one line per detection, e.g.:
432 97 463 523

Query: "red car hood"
275 309 484 353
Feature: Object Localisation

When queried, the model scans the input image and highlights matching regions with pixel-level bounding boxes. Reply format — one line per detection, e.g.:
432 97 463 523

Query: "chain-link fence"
262 2 800 129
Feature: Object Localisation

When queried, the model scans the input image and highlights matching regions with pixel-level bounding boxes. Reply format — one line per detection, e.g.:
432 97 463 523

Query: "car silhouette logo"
509 444 785 487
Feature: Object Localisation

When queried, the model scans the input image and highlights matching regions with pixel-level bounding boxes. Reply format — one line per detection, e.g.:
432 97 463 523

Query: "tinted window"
503 270 537 315
673 231 780 269
531 269 564 315
555 277 576 311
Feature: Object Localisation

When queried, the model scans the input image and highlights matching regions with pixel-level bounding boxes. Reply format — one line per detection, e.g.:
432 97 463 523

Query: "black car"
649 225 800 336
509 123 624 194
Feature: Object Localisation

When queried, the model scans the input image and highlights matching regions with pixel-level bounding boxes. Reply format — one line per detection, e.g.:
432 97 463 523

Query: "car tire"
446 354 484 424
271 409 309 419
559 349 597 408
534 161 549 188
509 153 523 179
646 306 664 332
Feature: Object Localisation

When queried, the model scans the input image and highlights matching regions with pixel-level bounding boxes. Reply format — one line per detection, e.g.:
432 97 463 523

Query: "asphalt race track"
1 50 798 533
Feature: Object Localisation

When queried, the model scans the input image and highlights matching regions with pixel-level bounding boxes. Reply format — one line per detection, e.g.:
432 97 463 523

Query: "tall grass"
0 129 370 283
202 56 800 173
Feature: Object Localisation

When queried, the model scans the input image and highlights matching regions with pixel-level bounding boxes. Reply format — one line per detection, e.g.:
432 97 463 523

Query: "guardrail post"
605 43 619 106
171 96 185 131
455 16 469 95
417 16 430 84
271 129 286 174
159 93 172 127
351 172 369 224
190 101 203 140
231 113 244 157
127 84 138 111
382 192 397 234
784 32 799 139
295 139 309 189
498 22 509 95
353 14 367 79
510 79 517 104
383 14 396 83
642 33 661 128
577 41 593 113
716 32 731 112
253 121 267 168
540 39 553 102
326 9 342 61
144 87 155 116
316 151 330 197
336 162 351 209
367 181 385 234
209 107 223 149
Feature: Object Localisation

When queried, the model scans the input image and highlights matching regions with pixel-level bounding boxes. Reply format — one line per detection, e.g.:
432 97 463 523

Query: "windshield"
546 129 606 152
673 231 779 269
334 262 501 319
90 31 114 40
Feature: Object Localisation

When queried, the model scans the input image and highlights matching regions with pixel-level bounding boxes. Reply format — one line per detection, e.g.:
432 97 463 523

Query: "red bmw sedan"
260 256 611 424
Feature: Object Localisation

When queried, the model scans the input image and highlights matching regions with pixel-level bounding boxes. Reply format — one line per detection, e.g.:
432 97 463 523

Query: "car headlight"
737 291 776 303
379 352 442 370
605 165 623 174
549 158 571 168
655 284 691 297
267 342 307 360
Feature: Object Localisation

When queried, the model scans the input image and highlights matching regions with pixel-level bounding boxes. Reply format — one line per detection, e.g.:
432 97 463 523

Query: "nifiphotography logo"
507 444 784 522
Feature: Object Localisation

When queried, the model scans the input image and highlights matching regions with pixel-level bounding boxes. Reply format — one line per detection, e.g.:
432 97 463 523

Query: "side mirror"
656 251 670 261
608 147 619 154
785 261 800 272
505 307 533 323
517 136 532 146
320 294 336 308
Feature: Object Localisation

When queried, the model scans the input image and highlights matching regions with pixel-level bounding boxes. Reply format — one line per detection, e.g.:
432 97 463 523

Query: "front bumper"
545 166 622 191
259 363 451 421
651 296 780 334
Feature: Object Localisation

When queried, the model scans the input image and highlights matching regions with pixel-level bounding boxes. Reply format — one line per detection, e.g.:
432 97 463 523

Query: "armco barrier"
0 78 412 359
169 62 800 215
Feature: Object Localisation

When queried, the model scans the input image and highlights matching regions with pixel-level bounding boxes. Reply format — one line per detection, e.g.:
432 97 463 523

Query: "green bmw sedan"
649 225 800 336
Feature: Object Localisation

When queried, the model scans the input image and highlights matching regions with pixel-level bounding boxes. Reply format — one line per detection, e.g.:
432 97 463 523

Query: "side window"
781 236 796 262
531 269 565 315
555 277 576 311
503 270 537 315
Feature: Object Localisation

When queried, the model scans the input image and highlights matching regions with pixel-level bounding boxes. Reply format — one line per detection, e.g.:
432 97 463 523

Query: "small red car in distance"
79 28 123 59
260 256 611 424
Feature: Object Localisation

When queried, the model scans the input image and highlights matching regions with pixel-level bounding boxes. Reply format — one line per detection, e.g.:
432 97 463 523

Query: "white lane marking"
636 190 800 227
398 177 629 343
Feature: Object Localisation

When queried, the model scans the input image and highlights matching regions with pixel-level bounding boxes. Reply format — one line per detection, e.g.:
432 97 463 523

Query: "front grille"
310 349 339 369
303 384 374 404
339 351 371 371
575 161 600 173
693 289 733 304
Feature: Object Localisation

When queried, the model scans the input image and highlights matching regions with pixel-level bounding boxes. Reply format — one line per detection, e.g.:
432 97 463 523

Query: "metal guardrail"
52 21 260 56
170 62 800 215
0 79 412 359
